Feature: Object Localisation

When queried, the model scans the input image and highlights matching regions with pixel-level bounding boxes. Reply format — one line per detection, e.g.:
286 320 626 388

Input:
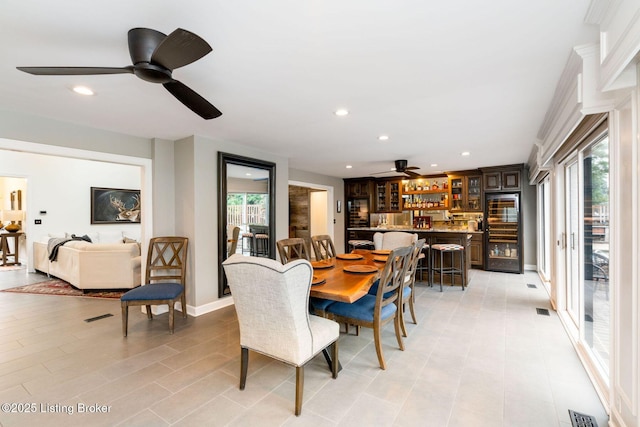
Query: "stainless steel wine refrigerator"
484 192 523 273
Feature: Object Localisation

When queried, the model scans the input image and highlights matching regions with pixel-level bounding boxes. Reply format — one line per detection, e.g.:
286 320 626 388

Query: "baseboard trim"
146 297 235 317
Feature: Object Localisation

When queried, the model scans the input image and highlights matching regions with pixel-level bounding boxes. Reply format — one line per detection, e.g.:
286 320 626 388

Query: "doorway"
288 181 334 259
0 177 28 267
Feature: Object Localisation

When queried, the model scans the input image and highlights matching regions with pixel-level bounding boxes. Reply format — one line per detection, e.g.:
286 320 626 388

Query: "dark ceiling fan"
16 27 222 120
372 160 421 178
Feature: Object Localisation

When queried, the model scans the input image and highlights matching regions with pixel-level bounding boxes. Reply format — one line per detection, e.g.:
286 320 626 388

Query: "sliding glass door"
582 136 609 374
565 159 581 327
560 132 610 378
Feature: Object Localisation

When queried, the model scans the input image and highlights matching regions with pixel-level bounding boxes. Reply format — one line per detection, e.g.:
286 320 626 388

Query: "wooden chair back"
146 236 189 285
277 238 310 264
311 234 337 260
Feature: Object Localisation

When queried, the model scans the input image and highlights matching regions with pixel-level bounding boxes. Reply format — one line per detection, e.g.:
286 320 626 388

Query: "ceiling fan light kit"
17 27 221 120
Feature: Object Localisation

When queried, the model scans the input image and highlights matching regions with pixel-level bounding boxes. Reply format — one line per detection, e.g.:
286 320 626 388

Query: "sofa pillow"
122 231 141 242
97 231 124 244
48 232 67 239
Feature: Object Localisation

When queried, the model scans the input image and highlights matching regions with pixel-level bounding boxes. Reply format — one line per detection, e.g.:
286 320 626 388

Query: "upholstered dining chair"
373 231 418 250
310 234 337 260
277 237 310 263
222 254 340 416
121 236 188 337
326 245 412 370
227 224 240 256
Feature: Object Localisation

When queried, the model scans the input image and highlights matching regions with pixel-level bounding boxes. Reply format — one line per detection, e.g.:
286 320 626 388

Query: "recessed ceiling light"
334 109 349 116
72 86 94 96
461 151 470 156
430 163 438 167
345 165 353 169
245 173 252 176
378 135 389 141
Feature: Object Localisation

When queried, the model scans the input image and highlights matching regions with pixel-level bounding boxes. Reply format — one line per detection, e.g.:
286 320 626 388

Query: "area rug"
2 279 125 299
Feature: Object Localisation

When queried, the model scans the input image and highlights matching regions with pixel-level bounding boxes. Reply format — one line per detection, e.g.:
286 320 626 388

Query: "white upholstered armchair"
222 254 340 415
373 231 418 250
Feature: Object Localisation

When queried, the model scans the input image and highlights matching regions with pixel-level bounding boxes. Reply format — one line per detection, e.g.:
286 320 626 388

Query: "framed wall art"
91 187 141 224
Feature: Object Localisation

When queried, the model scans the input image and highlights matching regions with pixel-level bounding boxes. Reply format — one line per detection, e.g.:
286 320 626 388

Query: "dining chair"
222 254 340 416
227 224 240 256
399 238 426 336
277 237 311 263
277 236 330 315
121 236 188 337
325 245 412 370
310 234 337 260
373 231 418 250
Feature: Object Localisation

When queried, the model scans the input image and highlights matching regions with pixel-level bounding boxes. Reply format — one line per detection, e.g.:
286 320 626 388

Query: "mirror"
218 152 276 297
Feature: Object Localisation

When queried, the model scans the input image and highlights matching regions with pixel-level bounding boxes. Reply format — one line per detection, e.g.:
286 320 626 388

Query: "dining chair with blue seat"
366 239 424 337
325 245 412 369
121 236 189 337
277 237 332 316
222 254 340 416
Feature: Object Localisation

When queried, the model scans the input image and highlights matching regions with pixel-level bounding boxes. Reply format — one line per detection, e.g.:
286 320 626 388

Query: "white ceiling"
1 1 598 179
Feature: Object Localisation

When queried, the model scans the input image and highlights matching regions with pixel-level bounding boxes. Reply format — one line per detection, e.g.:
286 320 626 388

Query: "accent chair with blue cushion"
326 245 412 370
121 236 188 337
222 254 340 416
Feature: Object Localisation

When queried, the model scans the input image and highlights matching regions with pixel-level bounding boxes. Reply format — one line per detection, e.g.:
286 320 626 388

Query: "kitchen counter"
345 227 480 284
347 227 483 234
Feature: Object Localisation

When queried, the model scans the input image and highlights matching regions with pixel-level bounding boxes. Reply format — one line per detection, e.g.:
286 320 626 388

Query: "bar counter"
346 227 479 286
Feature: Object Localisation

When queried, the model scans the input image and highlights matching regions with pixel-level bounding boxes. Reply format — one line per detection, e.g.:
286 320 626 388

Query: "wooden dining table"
309 249 390 303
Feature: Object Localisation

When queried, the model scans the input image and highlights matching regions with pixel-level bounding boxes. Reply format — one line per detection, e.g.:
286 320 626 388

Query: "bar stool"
430 243 465 291
416 243 430 284
348 239 374 252
241 232 253 254
252 233 269 256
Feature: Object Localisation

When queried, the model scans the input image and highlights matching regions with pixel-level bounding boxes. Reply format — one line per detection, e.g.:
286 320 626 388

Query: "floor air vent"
536 308 550 316
527 283 537 288
84 313 114 323
569 409 598 427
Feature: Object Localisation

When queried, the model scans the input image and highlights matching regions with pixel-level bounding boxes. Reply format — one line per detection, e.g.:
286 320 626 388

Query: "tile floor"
0 267 608 426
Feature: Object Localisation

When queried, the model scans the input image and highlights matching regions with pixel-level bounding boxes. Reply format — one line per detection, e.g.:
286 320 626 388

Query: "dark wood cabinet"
449 173 482 212
470 233 484 268
345 179 373 198
482 165 522 192
374 179 402 213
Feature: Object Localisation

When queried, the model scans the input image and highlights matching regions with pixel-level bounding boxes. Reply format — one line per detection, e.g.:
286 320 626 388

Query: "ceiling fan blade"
163 80 222 119
151 28 212 70
17 66 134 76
405 166 420 170
404 170 422 178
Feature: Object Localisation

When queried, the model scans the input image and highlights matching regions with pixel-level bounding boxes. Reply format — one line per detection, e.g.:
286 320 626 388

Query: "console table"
1 232 23 266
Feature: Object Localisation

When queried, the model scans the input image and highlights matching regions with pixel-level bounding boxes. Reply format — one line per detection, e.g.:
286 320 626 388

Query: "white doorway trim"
0 138 153 272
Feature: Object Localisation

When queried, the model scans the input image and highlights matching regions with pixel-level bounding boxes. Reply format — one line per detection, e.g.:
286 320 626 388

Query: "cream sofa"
33 240 141 290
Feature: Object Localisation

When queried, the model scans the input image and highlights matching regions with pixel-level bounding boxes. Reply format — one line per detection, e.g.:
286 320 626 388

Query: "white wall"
0 149 141 269
310 191 328 236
